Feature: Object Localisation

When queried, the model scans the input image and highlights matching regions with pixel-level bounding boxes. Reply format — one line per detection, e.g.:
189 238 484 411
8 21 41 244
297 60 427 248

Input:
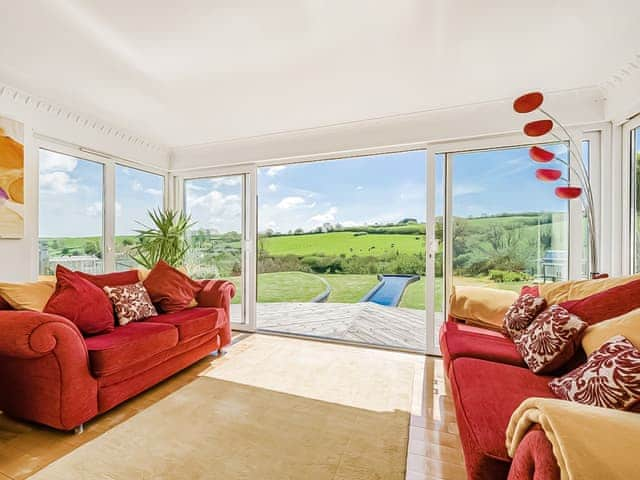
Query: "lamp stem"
542 108 599 276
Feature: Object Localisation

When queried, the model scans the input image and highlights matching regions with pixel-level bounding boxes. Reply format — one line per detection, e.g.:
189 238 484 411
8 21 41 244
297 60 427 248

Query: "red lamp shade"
513 92 544 113
529 146 555 163
555 186 582 199
536 168 562 182
524 120 553 137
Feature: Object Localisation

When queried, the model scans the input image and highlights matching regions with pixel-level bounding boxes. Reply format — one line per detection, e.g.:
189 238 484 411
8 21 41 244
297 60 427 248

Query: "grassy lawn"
261 231 425 257
320 274 379 303
226 272 522 310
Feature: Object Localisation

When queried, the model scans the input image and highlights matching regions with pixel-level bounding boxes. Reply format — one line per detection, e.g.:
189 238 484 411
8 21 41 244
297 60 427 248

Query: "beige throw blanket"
506 397 640 480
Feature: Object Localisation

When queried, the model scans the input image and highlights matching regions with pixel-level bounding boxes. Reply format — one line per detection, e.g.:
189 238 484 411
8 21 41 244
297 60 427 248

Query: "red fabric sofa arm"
0 310 87 359
507 426 560 480
196 280 236 347
0 310 98 430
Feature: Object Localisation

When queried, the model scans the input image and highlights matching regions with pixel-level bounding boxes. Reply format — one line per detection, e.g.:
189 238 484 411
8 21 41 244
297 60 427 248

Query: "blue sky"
254 144 569 233
40 143 573 237
39 150 163 238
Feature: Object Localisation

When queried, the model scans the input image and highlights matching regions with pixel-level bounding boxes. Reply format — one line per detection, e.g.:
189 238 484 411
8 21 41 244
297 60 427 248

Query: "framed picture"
0 115 24 238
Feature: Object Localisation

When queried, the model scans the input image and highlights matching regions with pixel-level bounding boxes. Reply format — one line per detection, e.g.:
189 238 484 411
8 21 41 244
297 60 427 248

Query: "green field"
261 231 425 257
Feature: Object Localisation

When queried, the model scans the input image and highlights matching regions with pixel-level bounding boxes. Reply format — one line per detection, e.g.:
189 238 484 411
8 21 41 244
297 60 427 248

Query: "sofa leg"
74 424 84 434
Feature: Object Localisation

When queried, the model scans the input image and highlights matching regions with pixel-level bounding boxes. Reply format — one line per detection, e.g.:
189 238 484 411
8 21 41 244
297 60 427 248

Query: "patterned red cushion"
103 282 158 326
549 335 640 410
503 294 547 339
514 305 587 374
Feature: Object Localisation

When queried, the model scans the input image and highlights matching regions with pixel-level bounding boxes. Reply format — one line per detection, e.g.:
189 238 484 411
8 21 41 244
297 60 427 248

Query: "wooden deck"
252 302 443 351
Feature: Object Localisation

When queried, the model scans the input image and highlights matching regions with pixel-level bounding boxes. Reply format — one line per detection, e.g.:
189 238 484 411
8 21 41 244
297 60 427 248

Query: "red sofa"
0 275 235 432
440 318 562 480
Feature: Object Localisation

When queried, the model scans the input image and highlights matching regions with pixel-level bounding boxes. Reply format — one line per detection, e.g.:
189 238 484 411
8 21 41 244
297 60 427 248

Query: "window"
39 149 105 274
633 127 640 272
115 165 165 271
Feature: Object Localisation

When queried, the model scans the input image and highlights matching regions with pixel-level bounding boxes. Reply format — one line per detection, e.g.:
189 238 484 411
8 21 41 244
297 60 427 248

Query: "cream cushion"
538 273 640 304
448 285 518 331
0 280 56 311
581 308 640 355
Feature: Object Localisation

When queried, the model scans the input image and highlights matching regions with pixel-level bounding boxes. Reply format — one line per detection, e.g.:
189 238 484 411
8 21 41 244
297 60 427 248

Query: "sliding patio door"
255 151 436 352
183 174 250 327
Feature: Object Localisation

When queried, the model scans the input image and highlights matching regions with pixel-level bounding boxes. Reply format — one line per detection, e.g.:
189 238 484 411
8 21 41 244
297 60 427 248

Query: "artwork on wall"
0 115 24 238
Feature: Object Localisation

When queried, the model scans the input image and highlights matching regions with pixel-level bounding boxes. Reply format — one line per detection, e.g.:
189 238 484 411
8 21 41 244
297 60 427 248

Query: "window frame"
174 165 256 332
36 137 169 274
623 116 640 273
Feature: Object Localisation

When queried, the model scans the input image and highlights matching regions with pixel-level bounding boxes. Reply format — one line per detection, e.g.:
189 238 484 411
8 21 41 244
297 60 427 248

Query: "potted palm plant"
128 209 195 269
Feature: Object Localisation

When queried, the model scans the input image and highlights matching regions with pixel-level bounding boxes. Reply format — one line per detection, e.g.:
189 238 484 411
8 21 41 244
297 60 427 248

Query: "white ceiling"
0 0 638 147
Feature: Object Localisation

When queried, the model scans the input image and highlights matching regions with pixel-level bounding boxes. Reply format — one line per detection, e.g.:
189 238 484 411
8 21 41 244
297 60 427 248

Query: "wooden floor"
254 302 444 351
0 333 465 480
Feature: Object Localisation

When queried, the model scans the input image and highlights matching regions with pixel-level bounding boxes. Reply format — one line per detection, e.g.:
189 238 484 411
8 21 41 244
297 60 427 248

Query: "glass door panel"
184 175 245 325
450 144 569 294
256 151 428 351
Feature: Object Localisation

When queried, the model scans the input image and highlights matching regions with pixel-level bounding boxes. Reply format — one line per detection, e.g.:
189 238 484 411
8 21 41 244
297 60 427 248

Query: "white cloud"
131 180 143 192
211 177 241 187
39 171 78 194
186 183 205 191
268 183 278 192
85 201 103 217
187 190 242 233
277 196 306 209
145 188 163 196
453 183 485 197
266 166 286 177
356 186 364 190
115 201 122 217
40 151 78 173
311 207 338 224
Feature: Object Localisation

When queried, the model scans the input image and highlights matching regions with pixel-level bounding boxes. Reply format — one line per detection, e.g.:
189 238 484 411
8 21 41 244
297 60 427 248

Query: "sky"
40 143 575 237
39 149 163 238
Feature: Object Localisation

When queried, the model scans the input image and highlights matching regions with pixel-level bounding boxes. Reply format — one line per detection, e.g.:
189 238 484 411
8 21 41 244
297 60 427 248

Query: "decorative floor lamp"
513 92 600 278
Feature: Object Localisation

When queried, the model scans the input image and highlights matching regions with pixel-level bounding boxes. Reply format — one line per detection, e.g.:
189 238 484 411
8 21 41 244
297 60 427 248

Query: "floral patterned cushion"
103 282 158 326
549 335 640 410
503 294 547 339
514 305 587 374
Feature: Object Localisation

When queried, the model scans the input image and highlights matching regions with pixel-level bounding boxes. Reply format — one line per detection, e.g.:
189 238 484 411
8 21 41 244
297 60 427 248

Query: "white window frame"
172 164 257 333
429 131 593 337
622 116 640 274
170 126 606 356
36 136 169 274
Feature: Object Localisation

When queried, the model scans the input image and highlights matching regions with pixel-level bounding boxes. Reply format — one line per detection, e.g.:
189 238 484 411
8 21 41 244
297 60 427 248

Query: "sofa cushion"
449 285 518 331
582 308 640 355
515 305 587 374
85 322 178 376
149 307 225 342
503 294 546 339
44 265 115 336
550 335 640 410
0 280 56 312
103 282 158 326
448 358 555 480
143 260 202 313
440 320 525 370
561 278 640 326
76 269 141 289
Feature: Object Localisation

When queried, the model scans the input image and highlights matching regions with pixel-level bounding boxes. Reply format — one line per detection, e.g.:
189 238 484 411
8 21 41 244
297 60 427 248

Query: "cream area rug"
31 334 423 480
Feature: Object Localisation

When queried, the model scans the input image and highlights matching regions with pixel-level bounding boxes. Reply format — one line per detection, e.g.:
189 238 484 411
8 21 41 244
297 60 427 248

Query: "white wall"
0 83 169 281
